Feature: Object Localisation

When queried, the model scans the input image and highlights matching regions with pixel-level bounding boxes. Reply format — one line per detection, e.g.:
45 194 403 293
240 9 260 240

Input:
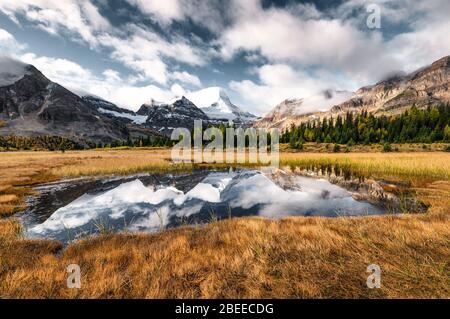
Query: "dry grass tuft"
0 194 18 203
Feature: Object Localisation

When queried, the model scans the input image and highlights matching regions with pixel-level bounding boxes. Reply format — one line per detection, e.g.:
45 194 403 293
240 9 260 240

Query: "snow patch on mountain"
186 87 256 122
81 95 148 124
98 108 148 124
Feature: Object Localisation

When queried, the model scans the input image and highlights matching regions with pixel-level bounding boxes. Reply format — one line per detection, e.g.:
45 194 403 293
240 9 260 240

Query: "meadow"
0 146 449 298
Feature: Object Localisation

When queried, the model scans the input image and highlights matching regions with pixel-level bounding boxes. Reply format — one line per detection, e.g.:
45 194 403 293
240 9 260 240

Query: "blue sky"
0 0 449 115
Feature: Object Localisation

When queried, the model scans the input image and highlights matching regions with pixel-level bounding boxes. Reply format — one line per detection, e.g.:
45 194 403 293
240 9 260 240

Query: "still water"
21 168 384 243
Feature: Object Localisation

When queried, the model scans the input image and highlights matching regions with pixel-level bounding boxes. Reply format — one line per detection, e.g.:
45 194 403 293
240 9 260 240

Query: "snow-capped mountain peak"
185 87 256 122
186 87 234 112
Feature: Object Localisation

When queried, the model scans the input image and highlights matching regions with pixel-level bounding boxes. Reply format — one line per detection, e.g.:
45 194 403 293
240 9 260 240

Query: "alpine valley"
1 55 449 148
0 58 257 147
1 0 450 301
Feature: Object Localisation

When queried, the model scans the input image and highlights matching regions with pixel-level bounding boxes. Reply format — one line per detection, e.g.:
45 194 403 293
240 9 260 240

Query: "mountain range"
0 59 256 144
255 55 450 130
83 88 256 136
1 55 449 145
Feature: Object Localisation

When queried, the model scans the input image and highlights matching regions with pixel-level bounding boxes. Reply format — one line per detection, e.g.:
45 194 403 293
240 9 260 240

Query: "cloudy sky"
0 0 449 115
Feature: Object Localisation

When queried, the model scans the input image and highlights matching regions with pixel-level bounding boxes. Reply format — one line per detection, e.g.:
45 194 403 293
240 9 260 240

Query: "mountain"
186 87 257 123
134 87 258 136
81 95 163 141
255 55 450 130
331 55 450 115
254 90 352 129
5 54 446 145
136 96 209 135
82 95 147 125
0 59 254 144
0 63 131 145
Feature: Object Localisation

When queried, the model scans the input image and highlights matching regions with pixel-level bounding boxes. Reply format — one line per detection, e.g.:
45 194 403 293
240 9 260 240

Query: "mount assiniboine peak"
185 87 257 123
133 87 257 134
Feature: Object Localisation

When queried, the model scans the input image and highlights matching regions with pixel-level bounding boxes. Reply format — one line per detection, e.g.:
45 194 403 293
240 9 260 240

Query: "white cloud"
178 0 230 33
102 69 121 82
106 85 175 111
386 20 450 73
0 1 207 86
329 0 450 74
20 52 93 82
96 25 206 84
170 83 186 97
0 24 195 110
220 0 450 115
0 28 27 53
336 0 450 27
0 0 110 48
218 4 398 84
244 53 264 63
2 0 449 117
126 0 182 24
126 0 230 33
256 64 303 87
0 55 27 86
80 1 111 30
17 52 178 111
170 71 202 87
229 63 353 116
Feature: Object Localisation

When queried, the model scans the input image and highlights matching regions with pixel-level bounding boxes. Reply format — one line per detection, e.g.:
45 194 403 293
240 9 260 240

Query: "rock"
0 64 130 144
137 96 210 136
255 55 450 130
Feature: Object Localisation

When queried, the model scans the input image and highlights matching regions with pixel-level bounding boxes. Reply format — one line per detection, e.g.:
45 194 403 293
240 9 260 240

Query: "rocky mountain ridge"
254 55 450 130
0 64 131 144
136 96 210 135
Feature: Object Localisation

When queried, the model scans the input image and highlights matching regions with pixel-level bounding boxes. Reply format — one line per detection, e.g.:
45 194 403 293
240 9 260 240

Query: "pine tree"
284 103 449 146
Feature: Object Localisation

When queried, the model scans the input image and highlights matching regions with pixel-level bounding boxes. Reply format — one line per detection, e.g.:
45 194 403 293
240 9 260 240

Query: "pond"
20 167 408 244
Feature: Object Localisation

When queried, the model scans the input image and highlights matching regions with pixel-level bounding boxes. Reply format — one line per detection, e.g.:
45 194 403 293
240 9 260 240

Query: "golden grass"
50 149 181 177
0 194 18 203
1 148 448 182
280 152 450 181
0 148 173 177
1 190 448 298
0 148 449 298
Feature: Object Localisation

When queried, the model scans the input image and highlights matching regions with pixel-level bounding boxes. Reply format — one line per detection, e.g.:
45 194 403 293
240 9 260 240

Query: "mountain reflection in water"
24 169 383 243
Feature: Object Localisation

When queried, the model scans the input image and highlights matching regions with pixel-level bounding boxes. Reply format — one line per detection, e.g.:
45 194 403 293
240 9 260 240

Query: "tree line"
94 135 173 149
281 104 450 149
0 134 173 151
0 135 81 151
